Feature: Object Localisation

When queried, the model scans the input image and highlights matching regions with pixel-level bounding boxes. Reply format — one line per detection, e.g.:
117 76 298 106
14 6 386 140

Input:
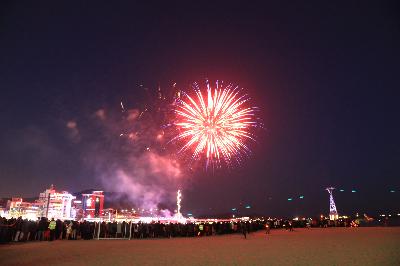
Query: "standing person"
265 223 270 235
198 223 204 236
133 223 139 238
241 222 247 239
62 221 67 239
28 220 37 241
14 217 23 242
71 221 77 240
306 221 311 229
288 221 293 232
66 222 72 240
117 222 122 238
36 218 45 241
21 219 30 241
48 218 56 241
55 219 63 240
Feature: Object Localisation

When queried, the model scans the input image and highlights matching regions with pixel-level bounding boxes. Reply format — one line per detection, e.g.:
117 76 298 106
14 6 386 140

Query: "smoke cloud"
94 109 106 121
80 98 185 214
66 120 80 142
102 152 182 211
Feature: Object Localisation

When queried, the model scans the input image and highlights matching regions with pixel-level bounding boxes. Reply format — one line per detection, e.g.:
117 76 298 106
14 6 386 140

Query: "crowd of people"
0 216 266 244
97 219 265 239
0 216 96 244
1 215 369 244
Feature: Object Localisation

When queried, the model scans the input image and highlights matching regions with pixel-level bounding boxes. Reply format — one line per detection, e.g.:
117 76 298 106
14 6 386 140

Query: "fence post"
97 221 101 240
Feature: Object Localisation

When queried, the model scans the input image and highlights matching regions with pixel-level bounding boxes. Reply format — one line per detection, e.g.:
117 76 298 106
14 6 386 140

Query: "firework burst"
173 80 260 168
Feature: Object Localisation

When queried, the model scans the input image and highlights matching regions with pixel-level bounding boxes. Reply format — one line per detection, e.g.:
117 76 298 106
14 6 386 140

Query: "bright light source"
232 208 237 211
351 190 356 193
288 198 293 201
245 205 251 209
339 189 344 192
299 195 304 199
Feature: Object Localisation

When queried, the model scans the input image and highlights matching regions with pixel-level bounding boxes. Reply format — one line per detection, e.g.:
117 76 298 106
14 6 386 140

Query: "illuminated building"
38 185 76 220
6 198 44 220
82 191 104 219
72 200 83 221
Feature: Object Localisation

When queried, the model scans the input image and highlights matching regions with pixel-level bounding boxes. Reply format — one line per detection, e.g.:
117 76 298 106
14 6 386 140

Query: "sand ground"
0 227 399 266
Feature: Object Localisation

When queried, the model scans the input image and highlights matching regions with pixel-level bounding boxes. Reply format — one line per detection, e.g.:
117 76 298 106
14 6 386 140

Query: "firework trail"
173 80 259 168
176 189 182 218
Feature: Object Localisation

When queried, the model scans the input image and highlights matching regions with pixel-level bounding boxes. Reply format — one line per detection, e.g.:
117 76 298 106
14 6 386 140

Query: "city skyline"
1 183 398 219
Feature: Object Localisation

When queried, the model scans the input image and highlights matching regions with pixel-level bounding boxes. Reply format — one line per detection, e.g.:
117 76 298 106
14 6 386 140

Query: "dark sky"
1 1 399 217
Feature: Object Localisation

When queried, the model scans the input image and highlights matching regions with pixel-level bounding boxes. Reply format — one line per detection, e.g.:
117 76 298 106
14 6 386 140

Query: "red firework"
173 80 259 167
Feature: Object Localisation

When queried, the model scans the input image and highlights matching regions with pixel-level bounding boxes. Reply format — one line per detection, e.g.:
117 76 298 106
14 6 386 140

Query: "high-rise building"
38 185 76 220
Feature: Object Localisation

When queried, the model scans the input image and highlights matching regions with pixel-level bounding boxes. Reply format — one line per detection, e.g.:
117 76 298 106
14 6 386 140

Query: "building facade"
6 198 44 220
38 185 76 220
82 191 104 219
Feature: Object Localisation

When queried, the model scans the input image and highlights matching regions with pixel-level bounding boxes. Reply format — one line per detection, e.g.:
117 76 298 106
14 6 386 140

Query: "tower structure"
326 187 338 220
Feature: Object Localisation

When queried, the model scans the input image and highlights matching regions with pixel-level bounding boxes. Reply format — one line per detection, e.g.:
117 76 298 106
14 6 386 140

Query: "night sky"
1 1 399 217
